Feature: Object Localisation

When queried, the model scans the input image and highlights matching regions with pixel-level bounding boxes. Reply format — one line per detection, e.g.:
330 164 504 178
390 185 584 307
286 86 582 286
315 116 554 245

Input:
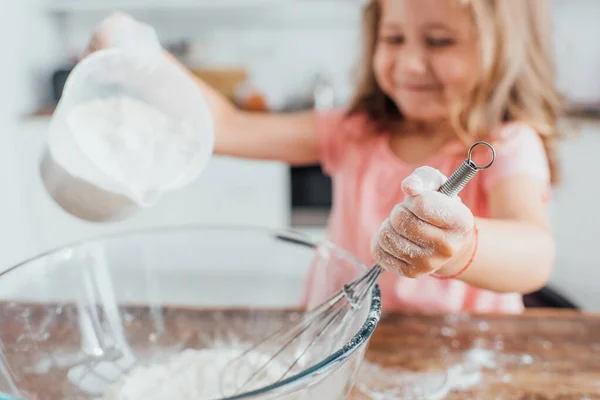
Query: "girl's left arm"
372 166 554 295
372 125 555 294
443 175 555 293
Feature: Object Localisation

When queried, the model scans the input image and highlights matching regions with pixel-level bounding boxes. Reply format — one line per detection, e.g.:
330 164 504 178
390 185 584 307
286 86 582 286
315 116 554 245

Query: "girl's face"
374 0 481 122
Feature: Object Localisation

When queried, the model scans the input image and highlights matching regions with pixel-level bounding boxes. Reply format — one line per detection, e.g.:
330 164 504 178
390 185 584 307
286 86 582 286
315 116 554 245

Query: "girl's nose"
397 44 428 75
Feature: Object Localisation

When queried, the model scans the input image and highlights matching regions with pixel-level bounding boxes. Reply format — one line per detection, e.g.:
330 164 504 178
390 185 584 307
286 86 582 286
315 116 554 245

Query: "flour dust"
101 347 289 400
65 94 205 205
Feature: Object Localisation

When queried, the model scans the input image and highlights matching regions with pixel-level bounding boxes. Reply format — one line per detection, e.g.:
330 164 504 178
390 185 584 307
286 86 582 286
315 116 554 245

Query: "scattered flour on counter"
356 348 534 400
101 348 287 400
440 327 456 337
356 363 449 400
478 321 490 332
65 95 205 205
356 359 483 399
463 348 497 369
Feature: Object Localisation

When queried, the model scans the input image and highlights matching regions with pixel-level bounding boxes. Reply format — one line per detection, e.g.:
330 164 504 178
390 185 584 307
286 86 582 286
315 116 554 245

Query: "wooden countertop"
351 310 600 399
1 306 599 399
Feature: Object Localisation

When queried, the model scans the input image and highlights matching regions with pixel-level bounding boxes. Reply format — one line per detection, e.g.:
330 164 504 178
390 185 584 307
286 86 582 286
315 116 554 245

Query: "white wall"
536 1 600 308
548 119 600 310
552 0 600 104
0 0 63 267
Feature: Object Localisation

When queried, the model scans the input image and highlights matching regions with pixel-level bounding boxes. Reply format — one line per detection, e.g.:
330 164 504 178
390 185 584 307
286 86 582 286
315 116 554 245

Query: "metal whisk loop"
220 141 495 398
343 264 384 308
439 141 495 197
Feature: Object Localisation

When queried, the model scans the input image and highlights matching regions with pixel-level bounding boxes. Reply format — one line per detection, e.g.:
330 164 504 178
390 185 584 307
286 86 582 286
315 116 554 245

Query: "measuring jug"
41 14 214 222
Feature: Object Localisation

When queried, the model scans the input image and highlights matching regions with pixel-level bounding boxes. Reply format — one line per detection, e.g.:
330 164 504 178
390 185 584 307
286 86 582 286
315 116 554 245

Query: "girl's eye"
381 35 404 45
426 37 455 47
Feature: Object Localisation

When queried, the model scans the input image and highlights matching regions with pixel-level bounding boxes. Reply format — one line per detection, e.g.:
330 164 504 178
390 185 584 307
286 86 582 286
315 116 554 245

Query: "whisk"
220 141 496 398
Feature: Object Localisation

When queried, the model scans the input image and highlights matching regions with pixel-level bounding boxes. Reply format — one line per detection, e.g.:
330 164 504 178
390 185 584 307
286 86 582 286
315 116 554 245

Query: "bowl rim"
0 225 383 400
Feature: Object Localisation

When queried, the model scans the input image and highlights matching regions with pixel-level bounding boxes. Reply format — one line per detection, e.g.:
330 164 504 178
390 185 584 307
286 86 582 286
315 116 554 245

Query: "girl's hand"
371 167 476 278
83 12 128 56
82 12 158 57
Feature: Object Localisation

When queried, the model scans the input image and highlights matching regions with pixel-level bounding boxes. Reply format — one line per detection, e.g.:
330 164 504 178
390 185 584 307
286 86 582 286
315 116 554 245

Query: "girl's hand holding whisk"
372 166 476 279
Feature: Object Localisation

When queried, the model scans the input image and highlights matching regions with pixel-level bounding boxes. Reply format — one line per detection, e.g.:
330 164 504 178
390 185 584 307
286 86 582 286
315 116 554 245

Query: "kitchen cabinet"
6 118 290 270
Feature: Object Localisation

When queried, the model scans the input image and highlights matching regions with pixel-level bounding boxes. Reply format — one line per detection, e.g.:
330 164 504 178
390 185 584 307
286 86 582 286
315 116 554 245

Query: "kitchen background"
0 0 598 308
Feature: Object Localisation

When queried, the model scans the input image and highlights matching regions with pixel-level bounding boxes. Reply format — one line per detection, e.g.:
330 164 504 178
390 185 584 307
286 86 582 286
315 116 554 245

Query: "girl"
86 0 561 313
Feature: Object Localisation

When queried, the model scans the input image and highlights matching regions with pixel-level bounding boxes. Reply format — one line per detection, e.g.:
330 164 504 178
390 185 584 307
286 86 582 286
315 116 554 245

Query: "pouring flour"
63 94 205 206
41 14 214 222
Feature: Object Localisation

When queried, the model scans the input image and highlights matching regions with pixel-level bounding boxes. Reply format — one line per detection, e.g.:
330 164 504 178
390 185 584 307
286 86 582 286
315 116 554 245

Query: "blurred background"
0 0 597 309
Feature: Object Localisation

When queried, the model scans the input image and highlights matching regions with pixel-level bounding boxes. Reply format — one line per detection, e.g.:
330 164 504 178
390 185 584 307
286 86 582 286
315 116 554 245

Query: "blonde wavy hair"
349 0 563 184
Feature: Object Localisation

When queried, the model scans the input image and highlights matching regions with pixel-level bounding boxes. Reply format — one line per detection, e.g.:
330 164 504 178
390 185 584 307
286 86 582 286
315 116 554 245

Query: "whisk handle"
438 141 495 197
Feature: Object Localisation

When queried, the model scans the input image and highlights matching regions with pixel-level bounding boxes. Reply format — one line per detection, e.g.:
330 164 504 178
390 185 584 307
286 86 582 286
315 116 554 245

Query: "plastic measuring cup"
40 15 214 222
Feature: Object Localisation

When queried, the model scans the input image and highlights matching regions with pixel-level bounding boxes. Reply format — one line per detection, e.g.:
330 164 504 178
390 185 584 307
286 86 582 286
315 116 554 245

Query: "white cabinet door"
15 119 290 255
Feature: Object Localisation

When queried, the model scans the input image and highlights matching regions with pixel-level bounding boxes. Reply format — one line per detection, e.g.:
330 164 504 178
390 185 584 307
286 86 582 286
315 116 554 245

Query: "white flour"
356 347 534 400
65 95 204 205
101 348 288 400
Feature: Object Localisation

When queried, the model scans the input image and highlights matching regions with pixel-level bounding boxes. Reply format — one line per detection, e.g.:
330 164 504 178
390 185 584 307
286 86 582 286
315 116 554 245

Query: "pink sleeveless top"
305 110 551 314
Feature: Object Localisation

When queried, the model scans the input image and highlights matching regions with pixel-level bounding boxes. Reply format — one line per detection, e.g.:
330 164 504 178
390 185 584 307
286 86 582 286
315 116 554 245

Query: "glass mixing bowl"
0 226 381 399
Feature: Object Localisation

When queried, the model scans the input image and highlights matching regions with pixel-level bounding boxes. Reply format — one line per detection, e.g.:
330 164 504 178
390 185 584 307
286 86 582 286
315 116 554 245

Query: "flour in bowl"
101 348 288 400
65 94 205 205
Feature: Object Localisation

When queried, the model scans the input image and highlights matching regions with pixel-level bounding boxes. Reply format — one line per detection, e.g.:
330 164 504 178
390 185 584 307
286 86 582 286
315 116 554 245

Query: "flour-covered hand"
371 166 476 278
83 12 159 57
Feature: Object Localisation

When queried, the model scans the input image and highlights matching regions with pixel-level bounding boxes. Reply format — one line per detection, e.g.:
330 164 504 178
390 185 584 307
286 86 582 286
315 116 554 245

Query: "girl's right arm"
164 52 321 165
85 13 321 166
215 110 320 165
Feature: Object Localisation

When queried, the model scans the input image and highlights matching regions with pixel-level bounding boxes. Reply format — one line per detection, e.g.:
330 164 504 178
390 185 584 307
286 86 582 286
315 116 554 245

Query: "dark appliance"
291 165 332 209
